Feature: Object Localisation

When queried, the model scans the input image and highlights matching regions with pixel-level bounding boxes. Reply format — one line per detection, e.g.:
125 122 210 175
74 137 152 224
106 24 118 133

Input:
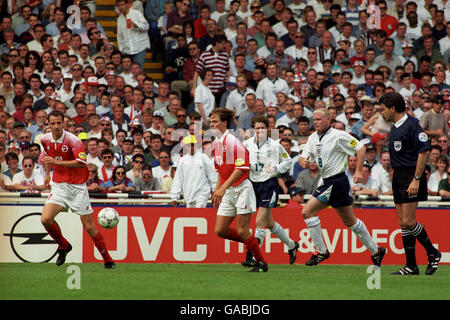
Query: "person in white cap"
398 40 418 68
57 73 74 105
171 135 217 208
86 76 99 105
351 60 366 85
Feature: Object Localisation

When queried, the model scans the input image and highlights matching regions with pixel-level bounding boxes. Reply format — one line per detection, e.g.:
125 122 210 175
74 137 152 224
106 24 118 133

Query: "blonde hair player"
298 108 386 266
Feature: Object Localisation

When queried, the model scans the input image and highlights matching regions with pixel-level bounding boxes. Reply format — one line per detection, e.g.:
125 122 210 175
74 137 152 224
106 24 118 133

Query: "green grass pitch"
1 263 449 300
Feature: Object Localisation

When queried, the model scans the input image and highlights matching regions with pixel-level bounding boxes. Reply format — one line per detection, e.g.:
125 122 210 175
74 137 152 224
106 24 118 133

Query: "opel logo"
3 213 59 263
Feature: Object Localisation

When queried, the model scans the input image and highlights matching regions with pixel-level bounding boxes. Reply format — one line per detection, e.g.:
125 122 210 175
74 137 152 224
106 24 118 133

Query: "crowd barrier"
0 192 449 207
1 201 449 265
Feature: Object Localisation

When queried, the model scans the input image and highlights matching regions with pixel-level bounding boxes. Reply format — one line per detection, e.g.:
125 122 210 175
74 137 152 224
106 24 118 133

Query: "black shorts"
251 178 279 208
392 166 428 204
313 172 353 208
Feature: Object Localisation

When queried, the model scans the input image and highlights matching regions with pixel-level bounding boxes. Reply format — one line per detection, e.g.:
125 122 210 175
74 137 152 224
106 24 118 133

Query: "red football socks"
244 236 266 264
93 232 114 263
225 228 242 242
225 228 266 264
45 222 69 250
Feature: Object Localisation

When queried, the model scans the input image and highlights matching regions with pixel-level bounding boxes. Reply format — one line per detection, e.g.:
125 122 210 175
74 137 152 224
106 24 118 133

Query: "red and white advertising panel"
1 205 449 264
82 207 450 265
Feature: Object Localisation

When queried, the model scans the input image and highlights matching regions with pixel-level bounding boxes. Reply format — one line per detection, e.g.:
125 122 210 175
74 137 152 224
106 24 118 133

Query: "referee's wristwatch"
414 175 421 181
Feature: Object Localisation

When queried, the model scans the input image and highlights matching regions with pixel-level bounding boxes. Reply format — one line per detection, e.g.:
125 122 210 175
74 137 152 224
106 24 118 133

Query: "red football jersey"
40 130 89 184
212 130 250 186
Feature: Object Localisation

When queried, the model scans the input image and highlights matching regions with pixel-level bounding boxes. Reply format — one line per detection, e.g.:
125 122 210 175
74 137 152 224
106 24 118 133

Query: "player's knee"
215 226 228 238
399 218 416 230
255 217 265 229
236 227 250 240
301 208 313 220
41 216 53 229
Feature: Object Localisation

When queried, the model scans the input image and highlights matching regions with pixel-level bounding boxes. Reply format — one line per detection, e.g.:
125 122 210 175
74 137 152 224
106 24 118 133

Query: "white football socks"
304 216 327 254
350 219 378 255
270 222 296 250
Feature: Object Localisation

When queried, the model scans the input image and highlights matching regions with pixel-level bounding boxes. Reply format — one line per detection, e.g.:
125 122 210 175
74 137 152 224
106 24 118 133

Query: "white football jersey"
244 136 292 183
301 127 363 179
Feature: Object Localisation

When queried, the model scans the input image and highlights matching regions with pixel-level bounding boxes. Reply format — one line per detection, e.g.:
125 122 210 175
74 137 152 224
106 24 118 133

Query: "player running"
40 110 115 269
380 92 441 275
242 116 299 267
298 108 386 266
209 108 268 272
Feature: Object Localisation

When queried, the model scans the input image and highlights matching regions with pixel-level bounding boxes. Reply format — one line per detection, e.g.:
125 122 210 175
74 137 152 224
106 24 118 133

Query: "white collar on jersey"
394 113 408 128
218 129 229 143
50 129 66 143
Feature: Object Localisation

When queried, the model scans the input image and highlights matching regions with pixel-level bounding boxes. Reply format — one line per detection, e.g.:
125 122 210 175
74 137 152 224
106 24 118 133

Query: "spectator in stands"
352 164 379 197
86 163 106 193
103 165 135 193
116 0 150 70
192 34 230 106
126 153 145 185
428 155 448 196
371 151 392 196
174 108 189 130
135 164 161 191
351 100 374 139
165 0 194 50
294 160 320 195
152 149 172 186
285 186 305 208
98 148 115 183
436 134 449 160
3 151 21 181
12 156 45 192
420 95 449 138
438 167 450 197
194 68 216 126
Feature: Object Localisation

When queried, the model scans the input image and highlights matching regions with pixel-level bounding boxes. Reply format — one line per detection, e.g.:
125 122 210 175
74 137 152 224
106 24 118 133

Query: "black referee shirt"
388 115 431 168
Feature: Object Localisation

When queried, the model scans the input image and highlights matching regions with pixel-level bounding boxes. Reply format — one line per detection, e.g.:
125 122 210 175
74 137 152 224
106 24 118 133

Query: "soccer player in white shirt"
256 62 289 106
298 108 387 266
242 116 299 266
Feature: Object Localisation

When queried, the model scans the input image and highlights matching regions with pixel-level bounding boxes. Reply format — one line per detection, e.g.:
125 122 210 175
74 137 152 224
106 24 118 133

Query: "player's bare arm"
42 156 86 168
353 146 366 184
408 151 429 196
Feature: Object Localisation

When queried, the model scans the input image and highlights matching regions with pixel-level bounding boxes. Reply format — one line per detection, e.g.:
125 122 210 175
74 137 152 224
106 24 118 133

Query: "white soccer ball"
97 207 120 229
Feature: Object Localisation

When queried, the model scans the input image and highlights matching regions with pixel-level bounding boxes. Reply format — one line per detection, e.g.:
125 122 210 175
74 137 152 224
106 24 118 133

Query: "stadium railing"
0 192 449 207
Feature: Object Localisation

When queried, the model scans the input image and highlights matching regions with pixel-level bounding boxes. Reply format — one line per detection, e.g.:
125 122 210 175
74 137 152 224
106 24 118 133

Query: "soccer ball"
97 207 120 229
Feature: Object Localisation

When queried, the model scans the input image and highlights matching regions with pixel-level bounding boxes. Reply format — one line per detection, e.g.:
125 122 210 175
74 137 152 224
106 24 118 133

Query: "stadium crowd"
0 0 450 203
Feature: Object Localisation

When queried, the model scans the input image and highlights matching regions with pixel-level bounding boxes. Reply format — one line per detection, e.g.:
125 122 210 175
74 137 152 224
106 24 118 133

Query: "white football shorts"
46 182 93 215
217 179 257 217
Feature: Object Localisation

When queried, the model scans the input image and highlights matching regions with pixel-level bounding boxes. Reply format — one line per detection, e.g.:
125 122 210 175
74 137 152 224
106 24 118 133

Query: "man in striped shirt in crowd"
191 34 230 106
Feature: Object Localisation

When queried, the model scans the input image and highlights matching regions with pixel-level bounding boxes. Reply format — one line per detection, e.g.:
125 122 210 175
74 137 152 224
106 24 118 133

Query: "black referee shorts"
392 166 428 204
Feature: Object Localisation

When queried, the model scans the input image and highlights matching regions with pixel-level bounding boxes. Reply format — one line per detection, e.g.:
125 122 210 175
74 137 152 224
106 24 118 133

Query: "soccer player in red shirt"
209 108 268 272
40 110 115 269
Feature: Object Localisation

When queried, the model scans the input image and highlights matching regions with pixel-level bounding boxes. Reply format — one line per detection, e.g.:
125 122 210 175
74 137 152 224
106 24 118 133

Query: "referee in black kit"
380 92 441 275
